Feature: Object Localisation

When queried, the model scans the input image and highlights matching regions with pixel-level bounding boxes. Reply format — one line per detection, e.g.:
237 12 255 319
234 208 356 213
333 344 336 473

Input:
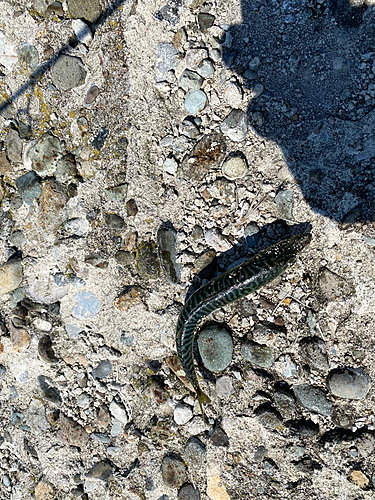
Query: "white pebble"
72 19 93 45
32 318 52 332
174 404 193 425
109 401 128 425
164 157 178 175
205 228 232 252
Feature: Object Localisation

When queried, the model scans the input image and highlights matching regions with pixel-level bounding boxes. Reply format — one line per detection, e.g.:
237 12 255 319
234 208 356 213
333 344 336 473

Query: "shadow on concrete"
223 0 375 222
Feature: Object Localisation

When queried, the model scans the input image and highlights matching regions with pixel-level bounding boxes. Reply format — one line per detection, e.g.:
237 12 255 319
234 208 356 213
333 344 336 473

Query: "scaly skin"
176 233 312 418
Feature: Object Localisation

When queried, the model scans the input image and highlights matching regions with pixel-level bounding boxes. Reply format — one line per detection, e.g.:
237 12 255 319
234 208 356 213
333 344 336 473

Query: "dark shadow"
0 0 128 116
223 0 375 222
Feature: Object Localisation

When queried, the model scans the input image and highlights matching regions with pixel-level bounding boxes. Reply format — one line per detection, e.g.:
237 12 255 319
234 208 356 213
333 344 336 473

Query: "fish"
175 233 312 419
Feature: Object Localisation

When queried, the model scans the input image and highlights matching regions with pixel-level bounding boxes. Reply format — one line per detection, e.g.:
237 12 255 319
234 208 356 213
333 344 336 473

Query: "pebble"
126 199 138 216
104 183 128 202
174 404 193 425
72 290 100 319
198 12 215 32
50 55 87 90
0 365 6 379
191 225 204 241
65 323 83 339
327 367 371 399
158 224 180 284
156 43 178 82
38 335 58 363
0 260 23 294
17 42 39 76
243 69 257 80
135 241 160 279
244 223 260 247
178 483 201 500
114 251 134 268
85 85 99 105
109 400 128 425
34 480 54 500
85 461 113 482
194 250 217 278
255 405 282 430
6 129 22 163
221 155 247 180
180 117 200 139
72 19 93 45
293 384 332 416
348 470 369 488
0 151 11 175
204 228 231 252
77 393 92 408
107 446 119 457
275 189 294 220
241 341 274 368
110 418 122 437
198 324 233 372
224 82 243 107
39 179 68 230
210 48 221 62
179 69 203 90
67 0 103 23
0 30 17 71
59 413 89 446
64 218 89 237
185 48 208 71
197 59 215 78
318 267 354 302
184 89 207 115
10 323 30 352
215 376 234 397
161 455 188 489
184 437 206 470
182 132 226 181
221 109 248 142
211 427 229 447
104 213 126 230
9 230 26 247
273 386 296 419
92 360 112 379
91 433 110 444
164 157 178 175
115 286 142 312
299 336 329 372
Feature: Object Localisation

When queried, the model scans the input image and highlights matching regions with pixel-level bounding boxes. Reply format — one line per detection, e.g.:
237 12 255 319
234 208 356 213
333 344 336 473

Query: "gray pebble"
327 367 371 399
164 157 178 175
179 69 203 90
216 376 234 397
0 260 23 295
211 427 229 447
85 461 113 482
253 446 268 463
77 393 92 408
0 364 6 379
50 54 87 90
275 189 294 220
241 341 274 368
161 455 187 489
92 360 112 379
72 19 93 45
191 225 203 241
198 324 233 372
244 223 260 247
67 0 103 22
17 42 39 76
158 224 180 284
9 230 26 247
107 446 119 457
156 42 178 82
10 406 24 425
318 267 354 302
243 69 257 80
299 336 329 372
29 131 62 177
6 129 22 163
184 437 206 469
120 333 134 346
109 401 128 425
204 227 231 252
104 183 128 202
15 171 41 206
180 118 200 139
255 405 282 430
104 213 126 230
293 384 332 416
184 89 207 115
221 109 248 142
273 387 296 419
72 290 100 319
210 48 221 62
110 418 122 437
221 155 247 179
64 218 89 237
91 433 111 444
197 58 215 79
178 483 201 500
197 12 215 32
65 323 83 339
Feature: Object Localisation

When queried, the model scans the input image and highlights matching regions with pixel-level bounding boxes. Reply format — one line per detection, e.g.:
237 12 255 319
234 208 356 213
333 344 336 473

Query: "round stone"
184 437 206 469
327 368 371 399
174 404 193 425
198 325 233 372
221 155 247 179
178 483 201 500
197 58 215 78
184 89 207 115
0 260 23 295
92 360 112 379
50 55 87 91
72 291 100 319
161 455 187 489
221 108 248 142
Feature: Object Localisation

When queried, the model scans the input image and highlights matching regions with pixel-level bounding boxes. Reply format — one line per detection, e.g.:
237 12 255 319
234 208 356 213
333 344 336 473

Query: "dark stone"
104 213 126 230
318 267 354 302
255 404 282 430
211 427 229 447
85 460 113 481
288 418 320 437
38 335 58 363
92 360 112 379
161 455 188 489
178 483 201 500
182 132 226 181
126 199 138 217
197 13 215 32
157 224 180 284
299 336 329 372
135 241 160 279
15 171 42 205
92 127 109 150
